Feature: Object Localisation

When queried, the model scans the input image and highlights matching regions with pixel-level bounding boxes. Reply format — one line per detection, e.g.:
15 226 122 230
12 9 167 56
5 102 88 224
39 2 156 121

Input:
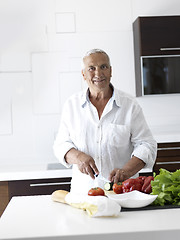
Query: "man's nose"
94 67 102 77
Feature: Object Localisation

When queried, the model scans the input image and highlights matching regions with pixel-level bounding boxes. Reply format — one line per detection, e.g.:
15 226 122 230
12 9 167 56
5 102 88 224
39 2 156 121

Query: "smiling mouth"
93 79 105 83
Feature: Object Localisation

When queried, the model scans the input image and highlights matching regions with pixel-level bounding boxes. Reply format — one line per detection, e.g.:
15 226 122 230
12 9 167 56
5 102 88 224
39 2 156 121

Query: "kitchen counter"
151 124 180 143
0 195 179 240
0 163 72 181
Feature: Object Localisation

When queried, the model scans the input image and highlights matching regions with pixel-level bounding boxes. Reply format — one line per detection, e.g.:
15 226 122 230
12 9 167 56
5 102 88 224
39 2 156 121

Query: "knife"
94 173 111 183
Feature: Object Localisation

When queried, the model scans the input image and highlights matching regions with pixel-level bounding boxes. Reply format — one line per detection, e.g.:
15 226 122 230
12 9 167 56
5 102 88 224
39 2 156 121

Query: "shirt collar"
80 84 122 108
81 88 90 108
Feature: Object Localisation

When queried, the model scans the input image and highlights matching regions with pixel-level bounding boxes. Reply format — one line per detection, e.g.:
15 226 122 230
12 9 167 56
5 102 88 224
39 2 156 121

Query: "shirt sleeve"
53 103 76 168
130 103 157 170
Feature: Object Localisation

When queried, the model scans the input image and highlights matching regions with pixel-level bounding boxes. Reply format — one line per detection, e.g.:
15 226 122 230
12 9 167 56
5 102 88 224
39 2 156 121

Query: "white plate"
106 190 158 208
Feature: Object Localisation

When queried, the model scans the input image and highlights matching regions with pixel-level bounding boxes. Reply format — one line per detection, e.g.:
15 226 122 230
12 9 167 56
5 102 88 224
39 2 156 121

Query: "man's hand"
109 168 129 183
65 148 99 179
109 156 145 183
76 152 99 179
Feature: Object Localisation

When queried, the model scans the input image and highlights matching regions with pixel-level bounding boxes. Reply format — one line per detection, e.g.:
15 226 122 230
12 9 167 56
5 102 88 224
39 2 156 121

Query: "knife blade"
94 173 110 183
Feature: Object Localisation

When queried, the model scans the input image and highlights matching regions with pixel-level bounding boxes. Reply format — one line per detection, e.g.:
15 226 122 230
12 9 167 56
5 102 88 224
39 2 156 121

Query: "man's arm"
65 148 99 179
109 156 145 183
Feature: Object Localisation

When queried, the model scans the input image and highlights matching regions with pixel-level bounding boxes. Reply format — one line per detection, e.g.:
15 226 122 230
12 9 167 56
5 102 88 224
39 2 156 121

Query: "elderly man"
53 49 157 194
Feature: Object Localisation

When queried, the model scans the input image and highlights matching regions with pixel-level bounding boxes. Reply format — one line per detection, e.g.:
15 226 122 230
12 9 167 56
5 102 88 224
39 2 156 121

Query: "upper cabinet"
133 16 180 56
133 16 180 97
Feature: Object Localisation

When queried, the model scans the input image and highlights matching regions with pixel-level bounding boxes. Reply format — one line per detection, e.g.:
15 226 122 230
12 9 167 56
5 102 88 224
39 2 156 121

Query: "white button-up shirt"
53 86 157 194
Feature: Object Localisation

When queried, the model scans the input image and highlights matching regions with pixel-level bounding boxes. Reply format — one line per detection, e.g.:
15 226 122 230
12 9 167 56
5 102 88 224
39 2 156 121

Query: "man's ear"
81 70 86 80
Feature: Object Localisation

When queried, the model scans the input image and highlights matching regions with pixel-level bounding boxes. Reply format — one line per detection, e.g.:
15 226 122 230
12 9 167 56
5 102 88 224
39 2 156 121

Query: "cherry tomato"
88 187 105 196
113 182 123 194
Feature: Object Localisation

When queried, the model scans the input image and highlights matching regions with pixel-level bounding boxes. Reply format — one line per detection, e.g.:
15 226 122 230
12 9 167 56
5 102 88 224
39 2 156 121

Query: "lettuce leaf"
151 168 180 206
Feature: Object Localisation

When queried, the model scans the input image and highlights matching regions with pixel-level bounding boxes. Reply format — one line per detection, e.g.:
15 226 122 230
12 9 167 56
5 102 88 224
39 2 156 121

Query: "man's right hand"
65 148 99 179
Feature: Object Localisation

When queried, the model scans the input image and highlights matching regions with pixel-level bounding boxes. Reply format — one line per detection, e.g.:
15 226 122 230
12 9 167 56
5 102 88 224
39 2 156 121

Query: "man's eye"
88 67 95 71
101 65 108 69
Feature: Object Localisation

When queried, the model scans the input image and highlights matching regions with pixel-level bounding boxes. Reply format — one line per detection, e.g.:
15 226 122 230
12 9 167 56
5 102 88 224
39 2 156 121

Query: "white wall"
0 0 180 167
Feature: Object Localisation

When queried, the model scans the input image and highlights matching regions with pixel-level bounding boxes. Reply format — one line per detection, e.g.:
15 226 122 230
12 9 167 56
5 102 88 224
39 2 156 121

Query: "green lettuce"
151 168 180 206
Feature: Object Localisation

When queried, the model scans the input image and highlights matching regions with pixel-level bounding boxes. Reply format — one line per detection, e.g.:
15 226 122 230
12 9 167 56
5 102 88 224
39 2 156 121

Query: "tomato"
88 187 105 196
113 182 123 194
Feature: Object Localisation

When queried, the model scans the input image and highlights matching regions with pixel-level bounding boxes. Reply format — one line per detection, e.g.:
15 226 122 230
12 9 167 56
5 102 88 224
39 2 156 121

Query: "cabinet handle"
157 147 180 151
160 47 180 51
30 182 71 187
156 161 180 165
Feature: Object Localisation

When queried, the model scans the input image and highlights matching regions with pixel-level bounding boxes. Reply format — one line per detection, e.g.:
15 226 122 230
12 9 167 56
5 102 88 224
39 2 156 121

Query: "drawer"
8 177 71 200
154 162 180 173
154 142 180 174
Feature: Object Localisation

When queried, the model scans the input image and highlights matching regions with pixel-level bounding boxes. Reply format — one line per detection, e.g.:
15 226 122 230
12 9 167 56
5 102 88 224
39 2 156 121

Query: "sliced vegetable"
104 182 113 191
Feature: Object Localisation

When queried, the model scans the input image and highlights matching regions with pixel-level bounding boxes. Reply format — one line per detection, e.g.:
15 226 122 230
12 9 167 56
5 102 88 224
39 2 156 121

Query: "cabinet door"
153 142 180 174
0 182 9 217
8 177 71 200
135 16 180 56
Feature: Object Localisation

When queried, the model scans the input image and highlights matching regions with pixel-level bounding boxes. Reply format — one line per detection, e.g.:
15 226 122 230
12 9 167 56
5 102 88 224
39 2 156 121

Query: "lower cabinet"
154 142 180 174
0 182 9 217
0 177 71 217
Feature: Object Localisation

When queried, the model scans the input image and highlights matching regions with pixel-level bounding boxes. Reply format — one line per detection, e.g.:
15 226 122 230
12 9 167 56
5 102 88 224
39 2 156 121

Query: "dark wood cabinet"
153 142 180 174
8 177 71 199
0 182 9 217
133 16 180 96
0 177 71 217
133 16 180 56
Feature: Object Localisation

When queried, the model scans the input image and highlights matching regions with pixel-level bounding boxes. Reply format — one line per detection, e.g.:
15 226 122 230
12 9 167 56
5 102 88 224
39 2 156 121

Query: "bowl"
106 190 158 208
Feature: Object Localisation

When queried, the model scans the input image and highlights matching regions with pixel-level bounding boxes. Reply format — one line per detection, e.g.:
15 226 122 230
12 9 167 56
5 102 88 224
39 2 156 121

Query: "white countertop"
0 195 179 240
0 163 72 181
151 124 180 143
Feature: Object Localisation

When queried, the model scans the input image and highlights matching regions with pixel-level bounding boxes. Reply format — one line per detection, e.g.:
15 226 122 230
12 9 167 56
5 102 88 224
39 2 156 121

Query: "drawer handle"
30 182 71 187
160 47 180 51
156 161 180 165
158 147 180 151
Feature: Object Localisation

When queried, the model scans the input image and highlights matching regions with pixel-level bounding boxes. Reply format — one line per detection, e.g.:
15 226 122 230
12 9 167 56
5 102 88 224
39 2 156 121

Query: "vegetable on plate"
113 182 123 194
104 175 154 194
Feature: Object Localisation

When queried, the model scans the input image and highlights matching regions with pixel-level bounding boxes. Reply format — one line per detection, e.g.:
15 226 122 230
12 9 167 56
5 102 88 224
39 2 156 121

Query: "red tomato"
113 182 123 194
88 187 105 196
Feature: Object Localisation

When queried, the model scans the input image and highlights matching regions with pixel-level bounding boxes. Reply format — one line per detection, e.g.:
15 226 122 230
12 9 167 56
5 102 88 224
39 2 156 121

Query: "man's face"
82 53 112 92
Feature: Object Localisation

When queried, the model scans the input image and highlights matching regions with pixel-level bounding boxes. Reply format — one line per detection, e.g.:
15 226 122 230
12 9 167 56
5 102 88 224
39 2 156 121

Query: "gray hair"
82 48 111 69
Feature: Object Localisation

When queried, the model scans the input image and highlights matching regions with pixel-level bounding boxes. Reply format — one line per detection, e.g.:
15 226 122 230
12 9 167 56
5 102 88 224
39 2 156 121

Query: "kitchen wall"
0 0 180 168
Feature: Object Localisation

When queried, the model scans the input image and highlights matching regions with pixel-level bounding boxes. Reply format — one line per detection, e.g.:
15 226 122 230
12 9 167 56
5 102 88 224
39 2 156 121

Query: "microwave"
141 55 180 96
